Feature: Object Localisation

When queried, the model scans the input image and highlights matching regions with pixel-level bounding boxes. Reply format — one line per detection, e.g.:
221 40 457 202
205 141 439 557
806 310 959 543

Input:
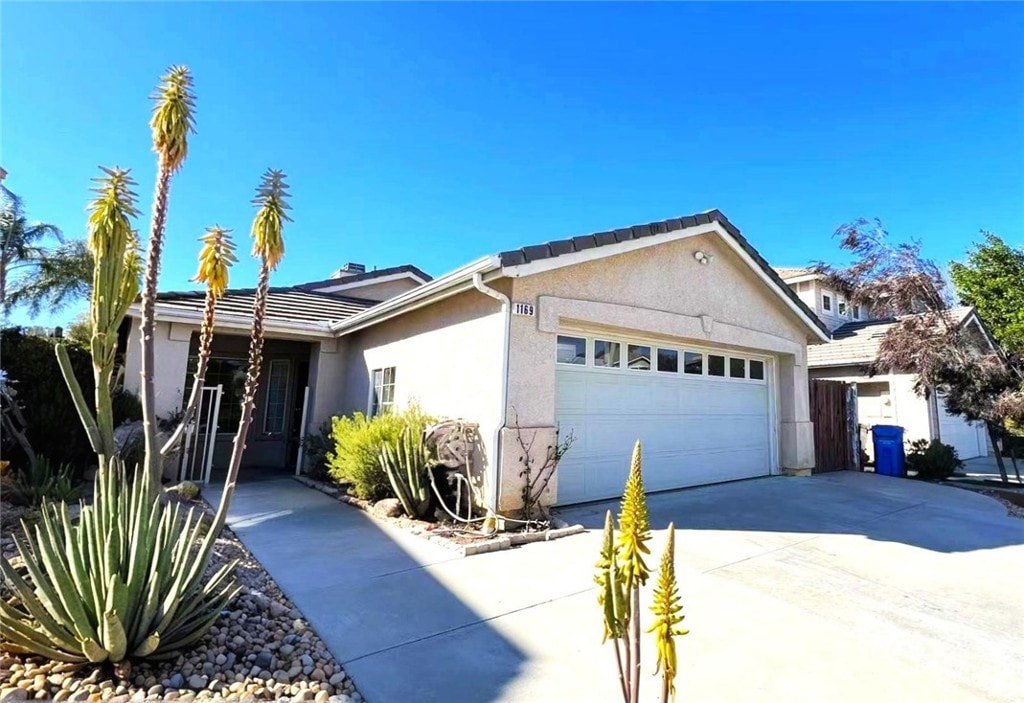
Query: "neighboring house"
775 268 993 461
124 210 830 510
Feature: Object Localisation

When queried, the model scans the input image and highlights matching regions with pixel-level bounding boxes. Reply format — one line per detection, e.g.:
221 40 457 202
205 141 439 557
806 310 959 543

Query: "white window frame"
368 366 397 417
838 299 847 316
262 359 291 436
554 331 768 385
822 292 833 312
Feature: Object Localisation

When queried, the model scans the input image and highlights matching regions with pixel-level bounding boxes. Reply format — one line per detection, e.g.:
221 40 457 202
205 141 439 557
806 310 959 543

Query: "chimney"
331 262 366 279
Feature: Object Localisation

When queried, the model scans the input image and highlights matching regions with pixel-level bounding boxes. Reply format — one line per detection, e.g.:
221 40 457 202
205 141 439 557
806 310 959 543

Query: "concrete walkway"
212 472 1024 702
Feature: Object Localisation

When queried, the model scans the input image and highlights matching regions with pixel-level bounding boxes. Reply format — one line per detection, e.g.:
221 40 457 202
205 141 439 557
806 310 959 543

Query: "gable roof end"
498 209 831 341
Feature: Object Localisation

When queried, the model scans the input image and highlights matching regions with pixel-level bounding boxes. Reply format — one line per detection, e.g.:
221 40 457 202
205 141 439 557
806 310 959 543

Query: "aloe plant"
0 66 285 665
380 426 432 519
596 440 688 703
54 168 141 472
0 461 239 662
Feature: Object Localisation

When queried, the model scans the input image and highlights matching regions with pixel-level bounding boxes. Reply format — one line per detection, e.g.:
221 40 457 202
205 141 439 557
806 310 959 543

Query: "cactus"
596 440 687 703
379 426 432 519
0 460 239 662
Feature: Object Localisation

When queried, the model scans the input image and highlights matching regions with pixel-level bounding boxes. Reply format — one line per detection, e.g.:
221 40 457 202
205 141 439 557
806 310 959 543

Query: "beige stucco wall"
502 233 819 509
123 318 193 420
339 289 506 504
810 366 933 447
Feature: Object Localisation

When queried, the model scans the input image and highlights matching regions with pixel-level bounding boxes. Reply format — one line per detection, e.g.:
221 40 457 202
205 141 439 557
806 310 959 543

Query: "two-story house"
775 267 992 461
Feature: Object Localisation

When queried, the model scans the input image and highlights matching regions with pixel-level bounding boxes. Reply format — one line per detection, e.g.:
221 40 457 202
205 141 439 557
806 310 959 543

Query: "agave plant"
380 426 433 519
596 440 688 703
0 461 239 662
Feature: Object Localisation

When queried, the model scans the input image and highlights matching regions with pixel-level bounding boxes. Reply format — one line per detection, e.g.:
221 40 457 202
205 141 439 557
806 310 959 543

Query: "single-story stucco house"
776 267 994 461
123 210 832 511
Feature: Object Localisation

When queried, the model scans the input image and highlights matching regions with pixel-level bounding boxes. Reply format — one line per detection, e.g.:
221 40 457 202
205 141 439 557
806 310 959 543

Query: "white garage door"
937 397 986 461
554 333 773 505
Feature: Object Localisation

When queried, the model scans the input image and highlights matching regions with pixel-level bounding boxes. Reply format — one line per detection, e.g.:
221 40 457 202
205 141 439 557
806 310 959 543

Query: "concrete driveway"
215 472 1024 702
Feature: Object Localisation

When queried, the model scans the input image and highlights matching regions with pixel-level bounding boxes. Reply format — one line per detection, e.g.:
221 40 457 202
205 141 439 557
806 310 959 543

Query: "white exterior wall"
504 233 819 510
339 290 506 505
123 318 193 420
306 338 348 431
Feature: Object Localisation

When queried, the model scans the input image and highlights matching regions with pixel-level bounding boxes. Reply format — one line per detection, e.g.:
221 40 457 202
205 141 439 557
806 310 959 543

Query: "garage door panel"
555 354 772 505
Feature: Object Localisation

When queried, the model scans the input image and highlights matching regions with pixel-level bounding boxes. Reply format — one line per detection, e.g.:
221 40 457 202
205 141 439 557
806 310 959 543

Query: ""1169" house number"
512 302 535 317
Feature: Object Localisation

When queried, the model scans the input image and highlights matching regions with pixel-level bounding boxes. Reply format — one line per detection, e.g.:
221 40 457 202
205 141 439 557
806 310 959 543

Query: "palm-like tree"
0 182 65 312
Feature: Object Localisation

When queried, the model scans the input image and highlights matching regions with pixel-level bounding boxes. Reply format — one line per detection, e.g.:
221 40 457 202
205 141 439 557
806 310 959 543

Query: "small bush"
327 404 434 500
906 439 963 480
0 456 80 507
301 419 334 480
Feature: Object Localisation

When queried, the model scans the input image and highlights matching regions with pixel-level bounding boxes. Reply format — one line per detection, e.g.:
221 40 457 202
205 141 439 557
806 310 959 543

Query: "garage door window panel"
557 335 587 365
729 358 746 379
627 344 651 371
594 340 621 368
708 354 726 377
749 359 765 380
657 348 678 373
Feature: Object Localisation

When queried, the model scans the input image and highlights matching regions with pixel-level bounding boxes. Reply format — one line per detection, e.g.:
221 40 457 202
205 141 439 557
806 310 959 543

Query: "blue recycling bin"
872 425 906 477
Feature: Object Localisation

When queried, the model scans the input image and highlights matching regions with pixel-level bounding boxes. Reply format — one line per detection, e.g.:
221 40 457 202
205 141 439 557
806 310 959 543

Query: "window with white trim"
708 354 726 377
627 344 651 371
853 305 861 320
657 348 678 373
729 357 746 379
683 351 703 375
262 360 291 435
749 359 765 380
369 367 396 417
556 336 586 365
838 300 847 316
594 340 621 368
822 293 832 312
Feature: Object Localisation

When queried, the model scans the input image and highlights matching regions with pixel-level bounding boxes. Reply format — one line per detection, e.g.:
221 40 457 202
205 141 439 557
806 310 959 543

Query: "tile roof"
497 209 831 339
808 306 975 367
296 264 432 291
155 287 376 326
773 266 814 280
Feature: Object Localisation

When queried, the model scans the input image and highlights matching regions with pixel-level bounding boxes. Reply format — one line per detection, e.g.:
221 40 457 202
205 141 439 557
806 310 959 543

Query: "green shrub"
0 328 141 475
300 419 334 480
1 456 81 508
906 439 963 480
327 405 434 500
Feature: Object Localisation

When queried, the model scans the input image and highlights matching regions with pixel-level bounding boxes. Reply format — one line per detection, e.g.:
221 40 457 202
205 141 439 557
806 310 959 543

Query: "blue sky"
4 2 1022 327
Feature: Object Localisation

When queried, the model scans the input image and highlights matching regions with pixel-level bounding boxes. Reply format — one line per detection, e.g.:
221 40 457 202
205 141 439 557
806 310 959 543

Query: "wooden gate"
810 379 857 473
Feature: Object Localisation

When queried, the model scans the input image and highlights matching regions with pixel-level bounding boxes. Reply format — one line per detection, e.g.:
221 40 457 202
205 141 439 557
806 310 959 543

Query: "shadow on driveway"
208 479 525 702
556 471 1024 554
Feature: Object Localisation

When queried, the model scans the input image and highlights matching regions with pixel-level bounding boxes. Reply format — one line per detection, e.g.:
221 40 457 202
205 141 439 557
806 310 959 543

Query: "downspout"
472 272 510 513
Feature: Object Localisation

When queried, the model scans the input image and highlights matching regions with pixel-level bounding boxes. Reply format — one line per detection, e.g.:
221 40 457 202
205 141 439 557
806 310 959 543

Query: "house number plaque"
512 302 535 317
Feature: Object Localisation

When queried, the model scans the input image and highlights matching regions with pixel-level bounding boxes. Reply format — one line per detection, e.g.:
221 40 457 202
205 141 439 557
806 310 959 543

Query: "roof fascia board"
330 255 499 334
498 225 717 279
708 223 831 343
780 273 820 285
498 221 829 343
136 304 335 339
308 271 430 294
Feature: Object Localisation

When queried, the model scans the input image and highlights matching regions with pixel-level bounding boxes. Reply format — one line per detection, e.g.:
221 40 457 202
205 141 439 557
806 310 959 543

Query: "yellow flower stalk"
618 439 651 589
192 226 236 298
648 523 688 703
596 510 629 702
250 169 291 270
150 66 196 173
160 227 236 458
140 65 198 486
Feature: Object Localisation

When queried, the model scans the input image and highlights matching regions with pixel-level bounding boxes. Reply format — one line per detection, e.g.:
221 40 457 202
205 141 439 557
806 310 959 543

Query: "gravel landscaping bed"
1 499 363 703
293 475 585 556
979 489 1024 519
